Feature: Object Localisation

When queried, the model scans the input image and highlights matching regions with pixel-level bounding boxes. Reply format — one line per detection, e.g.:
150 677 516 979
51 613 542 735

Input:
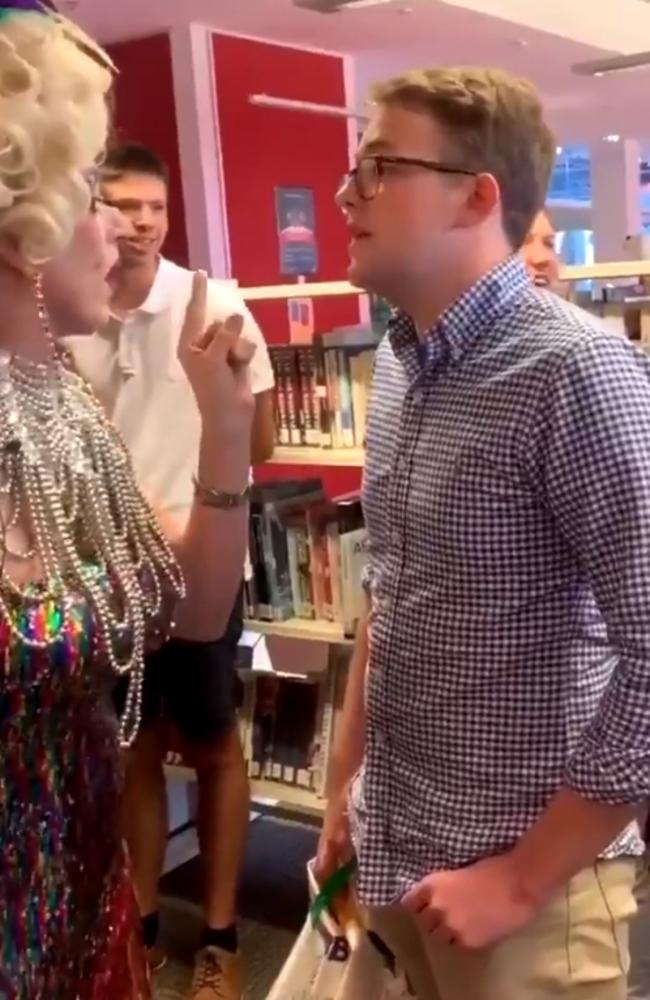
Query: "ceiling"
66 0 650 144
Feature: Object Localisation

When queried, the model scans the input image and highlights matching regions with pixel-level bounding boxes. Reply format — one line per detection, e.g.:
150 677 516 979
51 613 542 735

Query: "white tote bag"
265 860 414 1000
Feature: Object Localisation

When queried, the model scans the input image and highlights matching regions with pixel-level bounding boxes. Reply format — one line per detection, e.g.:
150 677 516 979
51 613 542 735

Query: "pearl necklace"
0 280 185 746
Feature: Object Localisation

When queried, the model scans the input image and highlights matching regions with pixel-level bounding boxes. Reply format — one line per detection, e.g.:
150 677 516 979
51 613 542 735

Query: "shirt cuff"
564 737 650 806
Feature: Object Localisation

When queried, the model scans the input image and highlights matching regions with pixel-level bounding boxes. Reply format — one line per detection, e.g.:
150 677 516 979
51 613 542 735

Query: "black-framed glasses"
338 155 478 201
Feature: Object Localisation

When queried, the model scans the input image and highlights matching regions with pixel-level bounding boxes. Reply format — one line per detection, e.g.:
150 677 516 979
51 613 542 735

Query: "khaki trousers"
368 859 638 1000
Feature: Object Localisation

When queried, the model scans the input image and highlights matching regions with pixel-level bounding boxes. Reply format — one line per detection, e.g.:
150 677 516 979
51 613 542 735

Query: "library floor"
155 815 319 999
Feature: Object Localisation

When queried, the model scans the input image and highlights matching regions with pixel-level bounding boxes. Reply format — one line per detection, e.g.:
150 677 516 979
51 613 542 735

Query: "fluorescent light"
573 51 650 77
604 134 621 143
556 145 564 155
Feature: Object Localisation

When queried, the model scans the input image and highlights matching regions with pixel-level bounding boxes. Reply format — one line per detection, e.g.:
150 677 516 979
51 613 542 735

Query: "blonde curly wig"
0 10 112 263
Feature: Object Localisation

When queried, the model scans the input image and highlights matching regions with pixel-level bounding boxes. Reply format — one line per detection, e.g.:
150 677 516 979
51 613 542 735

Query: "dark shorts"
114 588 244 746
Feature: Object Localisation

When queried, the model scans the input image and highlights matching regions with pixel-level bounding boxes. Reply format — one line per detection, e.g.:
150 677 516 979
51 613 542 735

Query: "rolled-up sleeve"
539 335 650 804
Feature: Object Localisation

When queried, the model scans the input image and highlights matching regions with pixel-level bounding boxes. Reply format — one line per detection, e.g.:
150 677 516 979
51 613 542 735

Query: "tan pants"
368 860 638 1000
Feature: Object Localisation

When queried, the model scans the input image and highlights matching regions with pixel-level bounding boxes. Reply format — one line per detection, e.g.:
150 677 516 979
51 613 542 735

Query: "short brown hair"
371 67 556 249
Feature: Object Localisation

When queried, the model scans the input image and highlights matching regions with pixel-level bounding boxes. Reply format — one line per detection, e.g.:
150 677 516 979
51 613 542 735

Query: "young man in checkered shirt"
317 67 650 999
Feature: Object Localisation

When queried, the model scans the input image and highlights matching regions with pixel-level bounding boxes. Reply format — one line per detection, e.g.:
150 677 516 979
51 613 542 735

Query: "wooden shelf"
244 617 354 644
250 778 325 817
164 763 324 818
269 445 364 467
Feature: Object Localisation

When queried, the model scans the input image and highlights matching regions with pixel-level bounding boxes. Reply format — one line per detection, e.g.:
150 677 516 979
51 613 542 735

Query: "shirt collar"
388 255 532 366
137 256 176 316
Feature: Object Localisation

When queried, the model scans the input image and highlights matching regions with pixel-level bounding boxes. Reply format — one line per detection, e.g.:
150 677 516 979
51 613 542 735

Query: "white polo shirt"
65 256 274 551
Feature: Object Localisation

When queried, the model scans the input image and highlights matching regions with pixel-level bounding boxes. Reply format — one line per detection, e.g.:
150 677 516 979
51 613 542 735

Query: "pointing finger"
179 271 208 352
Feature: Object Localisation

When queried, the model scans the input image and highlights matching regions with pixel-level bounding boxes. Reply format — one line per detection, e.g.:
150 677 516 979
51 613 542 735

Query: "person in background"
318 65 650 999
521 209 561 288
65 143 275 1000
0 3 254 996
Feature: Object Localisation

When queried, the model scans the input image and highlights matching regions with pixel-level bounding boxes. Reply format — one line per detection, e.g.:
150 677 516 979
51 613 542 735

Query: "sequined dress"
0 581 150 1000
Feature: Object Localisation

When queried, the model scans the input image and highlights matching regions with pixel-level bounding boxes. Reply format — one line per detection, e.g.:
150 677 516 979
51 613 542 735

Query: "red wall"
212 34 359 345
105 35 189 268
212 34 362 495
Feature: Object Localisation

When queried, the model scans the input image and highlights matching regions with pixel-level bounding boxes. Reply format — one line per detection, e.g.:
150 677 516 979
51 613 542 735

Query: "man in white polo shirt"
66 144 275 1000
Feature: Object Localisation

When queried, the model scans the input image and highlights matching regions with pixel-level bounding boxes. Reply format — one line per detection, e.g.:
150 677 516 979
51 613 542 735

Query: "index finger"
179 271 208 352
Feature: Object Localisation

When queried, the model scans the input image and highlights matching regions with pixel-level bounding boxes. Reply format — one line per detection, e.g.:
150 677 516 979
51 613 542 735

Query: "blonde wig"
0 10 113 263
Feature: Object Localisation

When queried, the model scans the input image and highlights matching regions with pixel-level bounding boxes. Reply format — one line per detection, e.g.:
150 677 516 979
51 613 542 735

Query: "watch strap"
193 476 250 509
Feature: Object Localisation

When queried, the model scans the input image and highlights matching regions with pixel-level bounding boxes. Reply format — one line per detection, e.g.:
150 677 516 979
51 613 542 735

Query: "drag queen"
0 2 254 996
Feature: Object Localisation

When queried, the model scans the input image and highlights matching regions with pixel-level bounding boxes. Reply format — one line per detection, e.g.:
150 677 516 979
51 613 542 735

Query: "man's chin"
347 258 374 293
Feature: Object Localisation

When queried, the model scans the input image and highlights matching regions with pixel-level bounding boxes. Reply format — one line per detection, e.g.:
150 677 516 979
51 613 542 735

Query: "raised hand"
178 271 255 444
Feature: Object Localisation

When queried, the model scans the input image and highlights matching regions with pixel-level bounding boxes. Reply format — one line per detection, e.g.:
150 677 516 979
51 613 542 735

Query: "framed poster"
275 186 318 276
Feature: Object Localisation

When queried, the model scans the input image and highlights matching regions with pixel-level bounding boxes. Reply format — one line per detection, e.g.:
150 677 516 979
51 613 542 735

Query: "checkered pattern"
356 255 650 907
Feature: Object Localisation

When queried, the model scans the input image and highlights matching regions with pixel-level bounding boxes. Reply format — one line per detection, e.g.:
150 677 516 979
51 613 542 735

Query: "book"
269 346 290 446
295 346 321 447
249 480 323 621
335 350 355 448
278 347 302 446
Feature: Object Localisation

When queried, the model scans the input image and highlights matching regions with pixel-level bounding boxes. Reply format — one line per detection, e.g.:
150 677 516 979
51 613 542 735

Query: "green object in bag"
309 859 358 928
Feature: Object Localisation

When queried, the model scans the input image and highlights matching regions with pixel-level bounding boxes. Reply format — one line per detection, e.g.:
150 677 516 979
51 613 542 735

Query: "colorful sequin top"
0 579 150 1000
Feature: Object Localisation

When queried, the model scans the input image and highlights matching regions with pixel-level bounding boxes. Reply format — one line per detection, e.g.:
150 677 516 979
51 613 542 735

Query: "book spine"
326 522 343 624
339 526 369 637
324 349 342 448
313 336 332 448
280 348 302 447
264 505 293 622
250 509 273 621
307 514 326 620
336 350 355 448
295 346 320 447
311 662 336 798
269 347 290 446
286 526 302 619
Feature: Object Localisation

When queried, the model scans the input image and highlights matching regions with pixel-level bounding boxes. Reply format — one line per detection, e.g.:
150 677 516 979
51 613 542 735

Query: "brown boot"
187 946 243 1000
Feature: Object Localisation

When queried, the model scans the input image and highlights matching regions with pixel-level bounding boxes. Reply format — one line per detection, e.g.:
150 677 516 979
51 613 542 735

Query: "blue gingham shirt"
356 255 650 908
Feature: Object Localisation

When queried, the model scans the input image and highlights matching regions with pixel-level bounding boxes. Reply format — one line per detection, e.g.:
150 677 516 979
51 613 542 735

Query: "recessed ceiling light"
556 145 563 155
604 134 621 143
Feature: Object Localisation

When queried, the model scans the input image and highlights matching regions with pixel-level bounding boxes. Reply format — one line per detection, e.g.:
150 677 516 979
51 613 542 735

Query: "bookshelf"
249 779 324 819
239 260 650 303
243 617 354 644
164 762 325 819
235 259 645 824
269 446 364 467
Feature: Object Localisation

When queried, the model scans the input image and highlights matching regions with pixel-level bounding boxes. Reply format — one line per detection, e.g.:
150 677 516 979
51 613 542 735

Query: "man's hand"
401 853 540 950
315 785 354 884
178 271 255 441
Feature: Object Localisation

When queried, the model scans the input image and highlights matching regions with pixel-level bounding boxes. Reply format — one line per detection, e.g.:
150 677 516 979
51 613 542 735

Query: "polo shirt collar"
137 256 176 316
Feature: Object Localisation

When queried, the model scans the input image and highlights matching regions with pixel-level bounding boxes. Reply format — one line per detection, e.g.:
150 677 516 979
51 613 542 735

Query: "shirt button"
411 388 423 405
390 529 400 546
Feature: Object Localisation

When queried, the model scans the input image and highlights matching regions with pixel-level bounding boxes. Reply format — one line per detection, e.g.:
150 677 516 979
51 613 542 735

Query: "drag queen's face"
42 201 125 336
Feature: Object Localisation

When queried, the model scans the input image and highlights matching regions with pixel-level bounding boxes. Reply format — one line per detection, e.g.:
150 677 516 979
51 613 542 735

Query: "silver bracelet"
192 475 250 509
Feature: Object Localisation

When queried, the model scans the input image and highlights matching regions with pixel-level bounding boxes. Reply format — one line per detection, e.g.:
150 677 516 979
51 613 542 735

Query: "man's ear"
455 173 502 232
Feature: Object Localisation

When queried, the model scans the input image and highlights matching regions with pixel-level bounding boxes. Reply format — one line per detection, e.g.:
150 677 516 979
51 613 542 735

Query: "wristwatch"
192 476 250 509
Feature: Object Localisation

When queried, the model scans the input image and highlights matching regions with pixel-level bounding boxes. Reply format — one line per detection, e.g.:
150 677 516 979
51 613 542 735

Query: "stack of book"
246 479 367 637
268 326 380 451
237 649 349 796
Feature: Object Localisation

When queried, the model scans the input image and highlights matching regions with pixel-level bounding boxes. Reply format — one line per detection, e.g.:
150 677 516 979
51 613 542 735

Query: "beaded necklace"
0 276 185 744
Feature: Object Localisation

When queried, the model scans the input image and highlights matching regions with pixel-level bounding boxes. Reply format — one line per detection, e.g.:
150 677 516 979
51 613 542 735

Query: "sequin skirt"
0 616 150 1000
